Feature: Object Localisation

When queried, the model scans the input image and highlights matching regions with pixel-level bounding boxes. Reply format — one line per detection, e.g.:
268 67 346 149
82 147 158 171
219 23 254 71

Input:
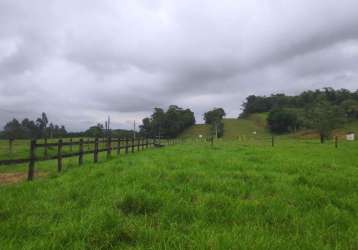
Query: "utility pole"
133 120 136 139
108 116 111 136
105 116 111 137
215 122 218 139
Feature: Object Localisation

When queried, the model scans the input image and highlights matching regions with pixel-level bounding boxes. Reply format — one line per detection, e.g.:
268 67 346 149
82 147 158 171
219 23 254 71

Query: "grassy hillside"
223 113 269 139
292 120 358 140
180 124 210 139
180 113 270 139
1 140 358 249
181 113 358 140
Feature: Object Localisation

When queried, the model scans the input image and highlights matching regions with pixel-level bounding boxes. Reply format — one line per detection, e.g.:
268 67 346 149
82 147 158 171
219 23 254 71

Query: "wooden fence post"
137 138 140 151
79 139 84 165
132 138 135 153
70 138 73 152
146 137 149 149
28 139 36 181
117 138 121 155
125 138 129 154
44 137 48 158
107 136 112 159
9 138 14 156
94 137 99 163
57 139 63 172
335 136 338 148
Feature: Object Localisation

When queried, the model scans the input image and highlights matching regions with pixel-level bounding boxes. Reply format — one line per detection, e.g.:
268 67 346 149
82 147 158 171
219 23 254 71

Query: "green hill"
181 113 358 140
223 113 269 139
292 120 358 139
180 124 210 139
180 113 270 139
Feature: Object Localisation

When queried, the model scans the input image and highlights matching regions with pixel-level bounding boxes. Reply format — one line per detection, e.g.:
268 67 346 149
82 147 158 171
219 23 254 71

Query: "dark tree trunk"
320 133 325 144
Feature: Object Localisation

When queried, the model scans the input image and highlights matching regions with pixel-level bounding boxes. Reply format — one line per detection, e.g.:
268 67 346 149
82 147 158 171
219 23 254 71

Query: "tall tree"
306 100 345 143
36 112 49 138
204 108 226 138
4 119 24 139
1 112 67 139
84 123 104 138
140 106 195 138
267 109 299 133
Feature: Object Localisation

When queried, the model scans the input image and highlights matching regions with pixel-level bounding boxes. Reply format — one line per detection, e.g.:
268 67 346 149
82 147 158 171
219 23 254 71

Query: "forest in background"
241 88 358 140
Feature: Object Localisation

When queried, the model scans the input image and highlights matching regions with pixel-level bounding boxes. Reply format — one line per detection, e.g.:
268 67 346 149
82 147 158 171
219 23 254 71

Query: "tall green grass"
0 139 357 249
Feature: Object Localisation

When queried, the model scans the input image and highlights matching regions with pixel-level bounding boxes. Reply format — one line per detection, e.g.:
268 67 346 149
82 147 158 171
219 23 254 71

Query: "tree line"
0 118 139 140
0 113 67 139
241 88 358 142
139 105 195 138
139 105 228 138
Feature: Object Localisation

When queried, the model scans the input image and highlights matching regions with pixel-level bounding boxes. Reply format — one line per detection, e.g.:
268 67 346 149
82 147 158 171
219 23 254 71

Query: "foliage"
241 87 358 118
83 123 105 138
1 112 67 139
341 99 358 120
240 88 357 135
203 108 226 124
204 108 226 138
140 105 195 138
305 100 346 143
267 109 300 134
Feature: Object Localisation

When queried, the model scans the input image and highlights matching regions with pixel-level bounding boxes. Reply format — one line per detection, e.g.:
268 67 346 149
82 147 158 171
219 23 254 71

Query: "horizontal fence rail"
0 137 180 181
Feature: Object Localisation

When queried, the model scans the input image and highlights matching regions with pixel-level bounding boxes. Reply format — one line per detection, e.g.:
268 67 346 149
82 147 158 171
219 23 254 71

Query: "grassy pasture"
0 138 357 249
180 124 211 139
0 137 138 163
180 114 269 140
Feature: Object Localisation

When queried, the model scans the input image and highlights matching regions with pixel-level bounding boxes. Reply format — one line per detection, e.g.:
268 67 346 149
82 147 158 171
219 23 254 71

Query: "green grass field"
0 138 139 162
0 138 357 249
180 114 270 140
180 124 211 139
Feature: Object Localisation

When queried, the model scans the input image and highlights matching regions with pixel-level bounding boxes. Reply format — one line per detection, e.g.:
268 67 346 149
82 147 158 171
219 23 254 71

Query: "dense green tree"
4 119 25 139
204 108 226 138
306 100 346 143
241 88 358 117
21 118 38 138
204 108 226 124
140 105 195 138
84 123 104 138
267 109 300 133
36 112 49 138
1 113 67 139
341 99 358 119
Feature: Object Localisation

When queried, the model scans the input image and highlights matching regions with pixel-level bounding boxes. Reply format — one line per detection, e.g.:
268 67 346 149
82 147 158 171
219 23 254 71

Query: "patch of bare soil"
0 172 48 185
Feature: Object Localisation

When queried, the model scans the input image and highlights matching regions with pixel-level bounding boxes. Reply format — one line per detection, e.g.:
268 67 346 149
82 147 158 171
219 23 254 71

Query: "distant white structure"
346 132 355 141
198 134 203 138
252 131 257 135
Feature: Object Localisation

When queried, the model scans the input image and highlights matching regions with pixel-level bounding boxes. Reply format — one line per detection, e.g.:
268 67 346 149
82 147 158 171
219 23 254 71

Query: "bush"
267 109 299 133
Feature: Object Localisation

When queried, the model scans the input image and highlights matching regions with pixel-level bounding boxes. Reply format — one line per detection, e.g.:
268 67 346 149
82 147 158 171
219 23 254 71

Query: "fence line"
0 137 180 181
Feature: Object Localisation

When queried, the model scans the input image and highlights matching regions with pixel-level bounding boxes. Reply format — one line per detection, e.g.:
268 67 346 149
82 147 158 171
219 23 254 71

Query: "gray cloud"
0 0 358 131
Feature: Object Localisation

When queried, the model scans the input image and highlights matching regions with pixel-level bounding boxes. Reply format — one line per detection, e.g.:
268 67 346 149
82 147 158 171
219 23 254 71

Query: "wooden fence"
0 137 179 181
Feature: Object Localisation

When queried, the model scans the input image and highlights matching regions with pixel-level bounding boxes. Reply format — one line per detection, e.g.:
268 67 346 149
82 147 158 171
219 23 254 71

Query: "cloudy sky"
1 0 358 131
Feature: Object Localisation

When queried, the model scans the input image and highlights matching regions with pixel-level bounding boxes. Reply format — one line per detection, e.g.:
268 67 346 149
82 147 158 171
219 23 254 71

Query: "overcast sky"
1 0 358 131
